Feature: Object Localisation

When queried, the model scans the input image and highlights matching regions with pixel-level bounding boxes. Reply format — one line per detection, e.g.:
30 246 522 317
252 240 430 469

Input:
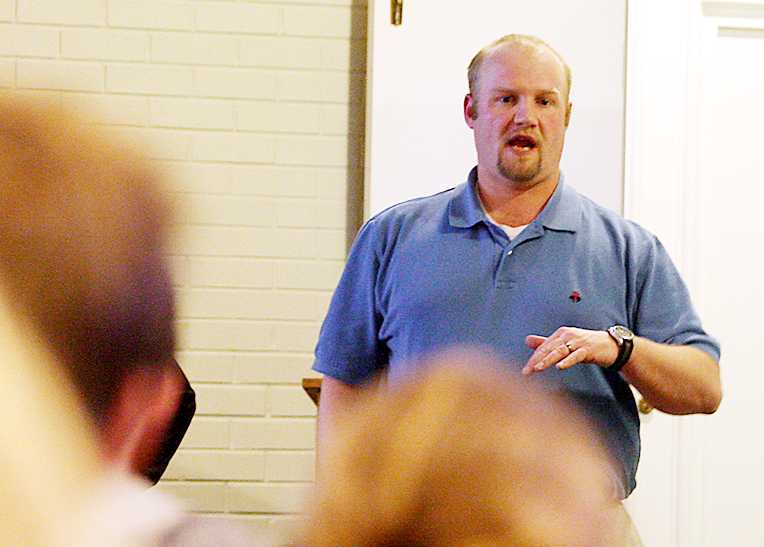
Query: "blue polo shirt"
313 168 720 497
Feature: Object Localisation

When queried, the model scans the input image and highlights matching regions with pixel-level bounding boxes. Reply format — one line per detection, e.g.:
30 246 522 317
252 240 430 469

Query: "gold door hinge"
391 0 403 26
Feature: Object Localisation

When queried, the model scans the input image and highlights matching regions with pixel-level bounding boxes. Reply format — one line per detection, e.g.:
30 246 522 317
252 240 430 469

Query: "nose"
514 97 536 126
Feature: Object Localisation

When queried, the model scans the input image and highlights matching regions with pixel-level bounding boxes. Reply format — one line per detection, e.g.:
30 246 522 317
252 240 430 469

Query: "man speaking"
313 34 721 510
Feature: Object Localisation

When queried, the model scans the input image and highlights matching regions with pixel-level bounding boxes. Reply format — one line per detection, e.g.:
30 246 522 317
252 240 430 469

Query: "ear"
565 102 573 128
102 363 183 476
464 94 477 128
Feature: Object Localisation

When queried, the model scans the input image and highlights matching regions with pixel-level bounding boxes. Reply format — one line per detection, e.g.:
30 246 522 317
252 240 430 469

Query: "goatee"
497 155 542 184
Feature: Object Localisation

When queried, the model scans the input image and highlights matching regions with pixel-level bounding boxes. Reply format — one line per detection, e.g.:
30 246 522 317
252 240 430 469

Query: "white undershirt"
477 193 529 240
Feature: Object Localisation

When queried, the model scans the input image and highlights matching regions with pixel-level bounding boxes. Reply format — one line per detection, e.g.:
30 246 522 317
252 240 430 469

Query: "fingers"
523 328 588 375
556 348 587 370
523 342 573 375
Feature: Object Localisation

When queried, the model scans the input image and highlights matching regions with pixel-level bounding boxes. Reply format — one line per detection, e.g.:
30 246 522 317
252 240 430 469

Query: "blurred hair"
0 95 175 425
303 351 617 546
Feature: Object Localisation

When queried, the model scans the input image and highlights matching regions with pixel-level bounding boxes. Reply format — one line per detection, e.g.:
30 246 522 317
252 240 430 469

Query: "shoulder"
574 191 662 255
355 186 459 251
367 186 458 228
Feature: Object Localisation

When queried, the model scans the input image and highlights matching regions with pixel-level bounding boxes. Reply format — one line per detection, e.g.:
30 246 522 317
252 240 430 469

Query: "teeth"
510 139 534 148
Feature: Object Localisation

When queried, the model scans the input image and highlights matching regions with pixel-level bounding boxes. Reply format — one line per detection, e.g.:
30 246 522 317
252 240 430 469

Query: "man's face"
464 43 571 189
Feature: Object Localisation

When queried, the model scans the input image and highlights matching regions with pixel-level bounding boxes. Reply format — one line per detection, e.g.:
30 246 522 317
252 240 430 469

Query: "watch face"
612 325 634 341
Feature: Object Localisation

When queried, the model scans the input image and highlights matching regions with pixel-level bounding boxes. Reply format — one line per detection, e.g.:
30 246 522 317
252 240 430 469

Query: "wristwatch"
607 325 634 372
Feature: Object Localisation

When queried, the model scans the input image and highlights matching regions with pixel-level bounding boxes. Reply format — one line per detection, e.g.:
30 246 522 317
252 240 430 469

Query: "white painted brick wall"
283 6 365 38
195 3 280 35
231 419 316 450
151 97 236 130
0 59 15 88
182 417 230 449
269 386 318 417
63 93 150 126
164 450 266 481
0 25 59 57
107 63 194 95
108 0 194 30
150 32 239 66
18 60 104 92
61 28 148 61
265 451 315 482
156 481 228 513
191 132 276 163
195 385 267 416
4 0 366 528
240 37 322 69
226 483 312 513
233 354 315 384
0 0 13 21
195 67 277 99
237 101 321 134
19 0 107 25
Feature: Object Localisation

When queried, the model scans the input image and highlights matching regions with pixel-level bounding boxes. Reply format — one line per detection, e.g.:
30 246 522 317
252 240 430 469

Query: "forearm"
621 338 721 415
316 376 366 473
524 327 722 415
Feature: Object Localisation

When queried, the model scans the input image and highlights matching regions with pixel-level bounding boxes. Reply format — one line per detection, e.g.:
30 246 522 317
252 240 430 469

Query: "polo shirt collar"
448 167 581 233
447 167 484 228
536 172 581 233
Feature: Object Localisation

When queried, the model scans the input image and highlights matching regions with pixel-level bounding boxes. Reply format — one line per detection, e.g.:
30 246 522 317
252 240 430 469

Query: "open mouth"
507 135 538 151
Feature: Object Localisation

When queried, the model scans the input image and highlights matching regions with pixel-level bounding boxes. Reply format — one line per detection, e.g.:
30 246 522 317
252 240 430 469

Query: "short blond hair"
468 34 572 101
303 351 617 546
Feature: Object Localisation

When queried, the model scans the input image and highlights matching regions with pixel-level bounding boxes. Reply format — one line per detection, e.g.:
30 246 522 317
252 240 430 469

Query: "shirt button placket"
495 245 515 289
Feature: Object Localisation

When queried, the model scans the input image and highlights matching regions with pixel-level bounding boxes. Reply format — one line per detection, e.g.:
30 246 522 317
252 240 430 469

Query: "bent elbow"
701 384 722 414
699 357 722 414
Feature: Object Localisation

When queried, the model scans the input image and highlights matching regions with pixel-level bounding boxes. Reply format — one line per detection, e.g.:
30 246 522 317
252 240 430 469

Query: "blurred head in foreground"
303 350 619 546
0 94 180 468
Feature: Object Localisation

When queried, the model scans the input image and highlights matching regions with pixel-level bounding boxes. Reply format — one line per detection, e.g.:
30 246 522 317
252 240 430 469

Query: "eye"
499 95 516 104
537 97 555 106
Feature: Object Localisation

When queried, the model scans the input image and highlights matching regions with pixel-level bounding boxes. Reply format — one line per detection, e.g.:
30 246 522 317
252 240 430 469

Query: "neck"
476 168 560 227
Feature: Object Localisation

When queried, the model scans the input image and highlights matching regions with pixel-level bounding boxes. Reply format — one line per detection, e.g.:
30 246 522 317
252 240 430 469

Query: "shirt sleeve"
312 219 389 385
632 236 721 362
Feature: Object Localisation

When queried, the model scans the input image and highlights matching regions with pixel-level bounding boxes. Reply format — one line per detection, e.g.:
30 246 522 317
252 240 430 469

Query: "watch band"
607 325 634 372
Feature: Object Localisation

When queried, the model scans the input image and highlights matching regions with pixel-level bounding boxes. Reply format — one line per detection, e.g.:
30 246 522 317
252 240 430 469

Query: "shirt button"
506 250 513 256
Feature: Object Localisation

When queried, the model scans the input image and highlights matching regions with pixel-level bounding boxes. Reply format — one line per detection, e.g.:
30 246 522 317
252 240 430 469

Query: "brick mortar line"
134 126 357 136
54 89 359 104
18 22 365 40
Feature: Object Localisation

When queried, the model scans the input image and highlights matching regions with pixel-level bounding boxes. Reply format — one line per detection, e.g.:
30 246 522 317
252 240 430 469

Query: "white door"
623 1 764 544
365 2 674 546
694 12 764 546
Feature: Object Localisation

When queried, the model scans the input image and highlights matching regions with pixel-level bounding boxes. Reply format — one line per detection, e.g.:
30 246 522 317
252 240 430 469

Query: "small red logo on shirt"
569 291 581 303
